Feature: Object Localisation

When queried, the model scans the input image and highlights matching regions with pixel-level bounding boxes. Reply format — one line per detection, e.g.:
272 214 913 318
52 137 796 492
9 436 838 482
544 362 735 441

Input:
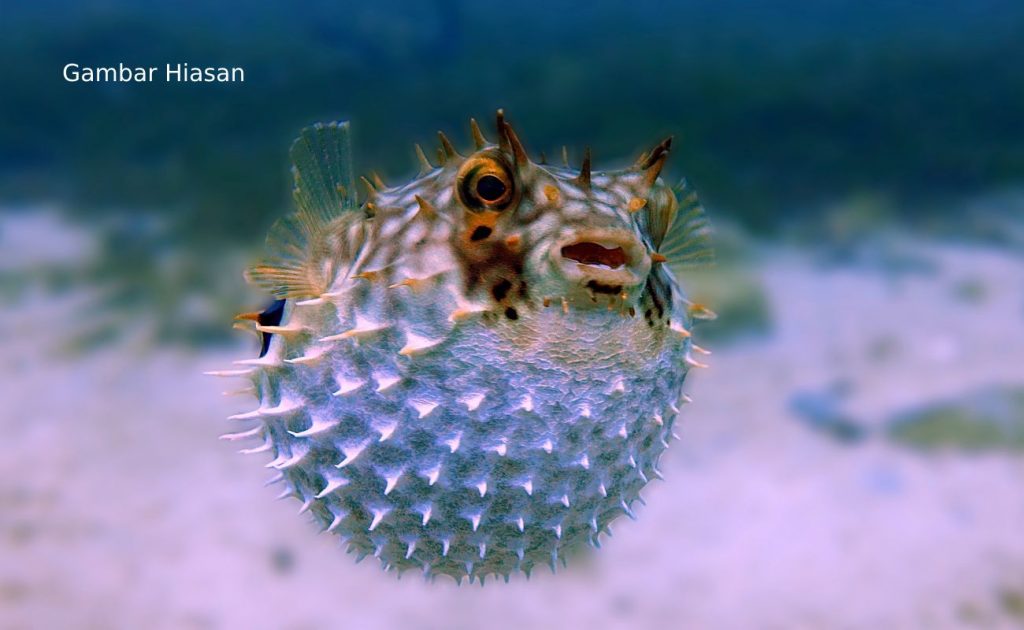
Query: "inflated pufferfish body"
217 112 714 584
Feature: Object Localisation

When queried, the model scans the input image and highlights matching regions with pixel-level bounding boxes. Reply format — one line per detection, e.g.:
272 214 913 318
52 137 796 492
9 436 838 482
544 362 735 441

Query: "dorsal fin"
291 121 358 226
646 178 714 273
246 122 366 298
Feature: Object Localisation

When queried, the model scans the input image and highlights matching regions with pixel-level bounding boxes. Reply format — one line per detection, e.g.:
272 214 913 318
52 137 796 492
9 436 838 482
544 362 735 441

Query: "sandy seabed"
2 214 1023 630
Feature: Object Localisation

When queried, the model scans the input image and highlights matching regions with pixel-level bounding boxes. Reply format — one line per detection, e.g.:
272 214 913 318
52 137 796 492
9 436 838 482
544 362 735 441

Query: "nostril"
561 242 628 269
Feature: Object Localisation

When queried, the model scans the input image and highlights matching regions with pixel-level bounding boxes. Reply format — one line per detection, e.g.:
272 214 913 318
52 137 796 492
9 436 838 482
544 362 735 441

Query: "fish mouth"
561 241 628 269
554 229 648 288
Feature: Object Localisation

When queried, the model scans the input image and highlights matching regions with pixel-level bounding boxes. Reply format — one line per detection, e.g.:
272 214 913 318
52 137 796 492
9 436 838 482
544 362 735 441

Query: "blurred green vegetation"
888 386 1024 453
1001 589 1024 622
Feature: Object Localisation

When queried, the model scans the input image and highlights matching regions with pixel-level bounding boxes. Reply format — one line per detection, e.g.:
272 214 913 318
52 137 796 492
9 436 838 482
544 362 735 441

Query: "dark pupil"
475 175 507 202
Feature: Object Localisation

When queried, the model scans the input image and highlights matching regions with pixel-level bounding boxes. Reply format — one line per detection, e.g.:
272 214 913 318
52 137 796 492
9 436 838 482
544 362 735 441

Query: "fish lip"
552 229 649 287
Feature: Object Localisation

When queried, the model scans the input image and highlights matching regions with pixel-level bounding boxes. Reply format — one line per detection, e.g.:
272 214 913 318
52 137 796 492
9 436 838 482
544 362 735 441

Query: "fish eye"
457 155 515 210
476 174 507 202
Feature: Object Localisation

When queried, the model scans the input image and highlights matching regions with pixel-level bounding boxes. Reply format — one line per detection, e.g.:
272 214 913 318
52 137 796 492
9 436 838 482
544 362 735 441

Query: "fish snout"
552 228 651 291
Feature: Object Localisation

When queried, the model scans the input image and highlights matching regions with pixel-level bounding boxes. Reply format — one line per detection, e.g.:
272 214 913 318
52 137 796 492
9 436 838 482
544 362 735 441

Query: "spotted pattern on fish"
214 111 715 584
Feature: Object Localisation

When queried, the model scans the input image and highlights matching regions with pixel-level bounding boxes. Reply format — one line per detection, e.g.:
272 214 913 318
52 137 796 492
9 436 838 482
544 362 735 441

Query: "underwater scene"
2 1 1023 628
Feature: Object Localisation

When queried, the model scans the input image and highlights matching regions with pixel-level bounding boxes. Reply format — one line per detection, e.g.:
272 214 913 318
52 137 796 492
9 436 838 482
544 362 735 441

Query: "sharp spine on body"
360 176 377 200
316 477 349 498
284 348 326 366
438 131 459 160
377 422 398 441
219 425 264 441
670 321 692 338
336 441 369 468
328 315 390 340
399 331 443 356
263 398 303 416
368 507 389 531
423 466 441 486
685 354 710 368
414 144 433 174
256 321 303 334
332 376 365 396
204 368 256 377
501 119 530 167
413 194 437 220
575 147 592 189
326 511 347 532
410 400 438 418
374 374 401 392
469 118 487 148
460 393 485 411
233 356 280 368
384 473 401 495
239 441 272 455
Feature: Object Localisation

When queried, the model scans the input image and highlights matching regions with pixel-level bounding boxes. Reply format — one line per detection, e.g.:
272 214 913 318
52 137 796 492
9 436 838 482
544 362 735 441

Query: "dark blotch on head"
470 226 492 241
505 307 519 320
585 280 623 295
492 278 512 301
454 218 528 307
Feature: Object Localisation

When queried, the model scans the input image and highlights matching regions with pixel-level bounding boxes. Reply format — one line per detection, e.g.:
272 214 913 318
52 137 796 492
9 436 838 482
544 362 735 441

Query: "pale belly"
236 293 691 582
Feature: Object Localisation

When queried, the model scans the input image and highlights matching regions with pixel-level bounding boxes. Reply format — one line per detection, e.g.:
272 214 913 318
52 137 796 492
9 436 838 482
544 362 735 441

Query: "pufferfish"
213 111 714 584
